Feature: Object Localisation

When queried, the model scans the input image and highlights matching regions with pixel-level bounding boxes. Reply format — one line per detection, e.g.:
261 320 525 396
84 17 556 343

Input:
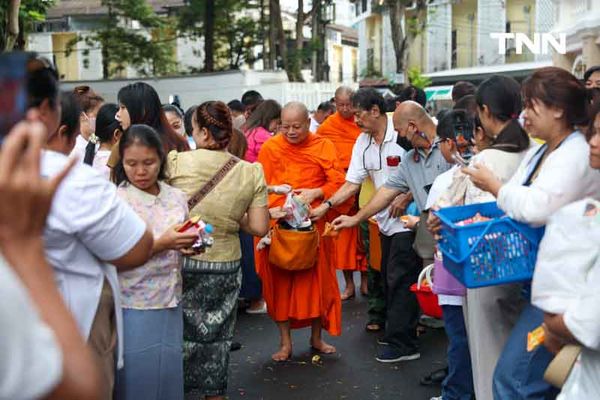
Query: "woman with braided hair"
166 101 269 400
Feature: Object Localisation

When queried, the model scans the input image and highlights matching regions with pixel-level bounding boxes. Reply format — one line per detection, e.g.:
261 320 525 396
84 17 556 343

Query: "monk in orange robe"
256 102 345 361
316 86 367 300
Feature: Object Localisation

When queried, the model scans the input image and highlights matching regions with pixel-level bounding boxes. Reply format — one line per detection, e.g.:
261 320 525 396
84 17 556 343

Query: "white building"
354 0 557 85
551 0 600 77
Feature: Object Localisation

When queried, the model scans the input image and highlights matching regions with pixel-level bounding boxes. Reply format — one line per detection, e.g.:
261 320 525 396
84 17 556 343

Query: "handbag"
268 223 319 271
187 156 240 210
413 210 436 264
543 344 582 388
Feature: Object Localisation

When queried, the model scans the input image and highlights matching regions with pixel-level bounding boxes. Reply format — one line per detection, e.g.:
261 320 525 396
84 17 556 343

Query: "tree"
179 0 261 72
1 0 55 51
68 0 177 79
385 0 428 83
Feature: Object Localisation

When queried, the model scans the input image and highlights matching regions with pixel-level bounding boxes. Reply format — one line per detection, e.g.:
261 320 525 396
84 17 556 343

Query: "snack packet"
323 222 339 237
282 192 311 228
527 325 545 352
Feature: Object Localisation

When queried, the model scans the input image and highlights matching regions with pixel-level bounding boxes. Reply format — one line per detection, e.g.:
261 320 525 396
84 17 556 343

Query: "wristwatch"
324 200 333 208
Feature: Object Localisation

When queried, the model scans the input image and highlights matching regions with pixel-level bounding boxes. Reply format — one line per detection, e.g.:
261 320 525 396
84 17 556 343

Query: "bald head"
281 101 311 144
335 86 354 98
393 100 436 144
282 101 309 120
334 86 355 119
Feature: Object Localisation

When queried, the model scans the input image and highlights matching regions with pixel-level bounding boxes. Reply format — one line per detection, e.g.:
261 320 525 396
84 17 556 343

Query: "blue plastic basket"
435 202 545 288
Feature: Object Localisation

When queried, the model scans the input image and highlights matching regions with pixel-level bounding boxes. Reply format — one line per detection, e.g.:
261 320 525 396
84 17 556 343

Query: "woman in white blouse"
465 67 600 400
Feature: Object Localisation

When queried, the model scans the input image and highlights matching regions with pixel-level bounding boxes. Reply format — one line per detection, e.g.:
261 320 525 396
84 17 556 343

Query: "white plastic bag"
282 193 310 228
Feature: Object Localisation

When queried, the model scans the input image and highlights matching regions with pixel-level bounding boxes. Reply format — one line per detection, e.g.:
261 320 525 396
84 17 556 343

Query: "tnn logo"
490 33 567 55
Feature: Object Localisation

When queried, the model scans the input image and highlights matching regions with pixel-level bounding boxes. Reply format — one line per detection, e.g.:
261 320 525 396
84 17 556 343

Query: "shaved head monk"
316 86 367 300
256 101 346 361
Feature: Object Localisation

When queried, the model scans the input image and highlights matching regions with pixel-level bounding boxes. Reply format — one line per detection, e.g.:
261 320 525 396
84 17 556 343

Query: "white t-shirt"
497 132 600 226
0 255 62 400
425 166 463 306
70 134 99 162
346 116 408 236
309 116 320 133
91 149 112 180
41 150 147 368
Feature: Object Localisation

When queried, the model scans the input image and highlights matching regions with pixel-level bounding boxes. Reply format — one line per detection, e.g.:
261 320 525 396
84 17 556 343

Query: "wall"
427 1 452 72
477 0 507 66
52 32 79 81
59 71 356 111
453 0 478 68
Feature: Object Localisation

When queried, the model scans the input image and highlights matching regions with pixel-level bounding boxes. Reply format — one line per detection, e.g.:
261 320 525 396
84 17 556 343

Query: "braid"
200 105 227 130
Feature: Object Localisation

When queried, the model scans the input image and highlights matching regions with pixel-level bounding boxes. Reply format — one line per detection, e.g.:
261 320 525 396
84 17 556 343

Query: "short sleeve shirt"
0 255 62 400
346 116 409 235
167 149 268 262
384 142 453 212
117 181 188 309
41 150 147 366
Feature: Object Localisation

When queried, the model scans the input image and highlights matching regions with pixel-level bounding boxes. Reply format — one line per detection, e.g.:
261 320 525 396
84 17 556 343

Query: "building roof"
47 0 186 18
328 23 358 44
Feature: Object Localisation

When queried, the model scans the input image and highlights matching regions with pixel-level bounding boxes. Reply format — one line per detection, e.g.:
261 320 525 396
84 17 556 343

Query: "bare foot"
271 345 292 361
360 279 368 296
340 285 355 301
310 338 336 354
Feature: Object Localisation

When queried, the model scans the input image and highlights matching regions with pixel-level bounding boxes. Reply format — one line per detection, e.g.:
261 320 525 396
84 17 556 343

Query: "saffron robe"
316 112 367 272
255 133 344 335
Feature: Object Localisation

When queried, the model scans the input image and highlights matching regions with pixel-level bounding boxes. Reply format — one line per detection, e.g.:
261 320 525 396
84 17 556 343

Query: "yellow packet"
527 325 545 352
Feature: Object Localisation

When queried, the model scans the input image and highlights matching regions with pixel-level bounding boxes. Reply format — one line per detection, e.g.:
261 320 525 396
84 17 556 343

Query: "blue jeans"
442 305 474 400
493 304 558 400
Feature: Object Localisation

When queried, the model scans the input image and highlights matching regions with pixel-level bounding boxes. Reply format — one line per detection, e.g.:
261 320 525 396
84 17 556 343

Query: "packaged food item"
282 192 311 228
323 222 339 237
527 325 545 352
178 215 215 254
455 212 492 226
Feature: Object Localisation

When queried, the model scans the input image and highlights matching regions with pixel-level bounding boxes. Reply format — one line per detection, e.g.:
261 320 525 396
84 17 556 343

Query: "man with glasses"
316 86 368 300
312 88 420 363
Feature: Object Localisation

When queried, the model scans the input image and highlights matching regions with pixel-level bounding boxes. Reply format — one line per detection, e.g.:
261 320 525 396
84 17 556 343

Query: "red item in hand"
386 156 400 167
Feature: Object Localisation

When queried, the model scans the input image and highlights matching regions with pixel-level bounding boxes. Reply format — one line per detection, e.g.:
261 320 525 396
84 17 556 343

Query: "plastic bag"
282 192 311 228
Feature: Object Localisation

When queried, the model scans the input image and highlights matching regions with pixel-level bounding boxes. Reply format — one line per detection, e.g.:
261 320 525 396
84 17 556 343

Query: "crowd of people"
0 53 599 400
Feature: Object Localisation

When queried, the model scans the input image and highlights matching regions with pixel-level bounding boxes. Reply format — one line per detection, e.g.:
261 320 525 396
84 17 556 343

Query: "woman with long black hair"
83 103 122 180
115 82 189 155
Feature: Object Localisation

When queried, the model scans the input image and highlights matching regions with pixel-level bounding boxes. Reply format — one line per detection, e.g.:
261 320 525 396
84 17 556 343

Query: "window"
451 30 457 68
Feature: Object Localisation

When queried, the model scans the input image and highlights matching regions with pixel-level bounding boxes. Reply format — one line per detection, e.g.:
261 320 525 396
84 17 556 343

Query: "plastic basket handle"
417 264 434 289
442 217 543 265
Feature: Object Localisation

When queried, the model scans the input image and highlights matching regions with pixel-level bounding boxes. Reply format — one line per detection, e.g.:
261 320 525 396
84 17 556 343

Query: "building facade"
551 0 600 78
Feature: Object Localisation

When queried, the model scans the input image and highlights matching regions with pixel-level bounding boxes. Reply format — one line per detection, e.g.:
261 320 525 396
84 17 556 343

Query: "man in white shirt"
309 101 335 133
312 88 420 363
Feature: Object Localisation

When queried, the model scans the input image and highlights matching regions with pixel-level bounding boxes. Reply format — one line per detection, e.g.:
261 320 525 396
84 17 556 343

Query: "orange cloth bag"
269 223 319 271
368 219 382 271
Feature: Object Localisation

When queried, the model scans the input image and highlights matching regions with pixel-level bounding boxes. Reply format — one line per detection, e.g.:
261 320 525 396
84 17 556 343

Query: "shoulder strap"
187 156 240 210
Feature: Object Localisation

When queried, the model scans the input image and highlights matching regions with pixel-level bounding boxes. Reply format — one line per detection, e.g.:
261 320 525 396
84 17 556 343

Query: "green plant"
407 67 431 89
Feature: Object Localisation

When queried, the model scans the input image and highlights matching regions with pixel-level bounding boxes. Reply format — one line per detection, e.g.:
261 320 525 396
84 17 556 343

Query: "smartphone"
0 52 31 144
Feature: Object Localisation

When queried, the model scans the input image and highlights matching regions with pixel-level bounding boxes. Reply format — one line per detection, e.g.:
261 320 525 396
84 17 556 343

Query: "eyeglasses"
362 139 383 171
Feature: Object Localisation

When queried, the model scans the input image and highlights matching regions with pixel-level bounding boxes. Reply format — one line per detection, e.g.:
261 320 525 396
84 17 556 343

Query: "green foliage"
407 67 431 89
1 0 55 50
179 0 261 70
71 0 177 78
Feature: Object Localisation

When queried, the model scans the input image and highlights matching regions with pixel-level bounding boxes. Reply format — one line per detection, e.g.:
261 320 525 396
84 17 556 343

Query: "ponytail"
83 136 98 165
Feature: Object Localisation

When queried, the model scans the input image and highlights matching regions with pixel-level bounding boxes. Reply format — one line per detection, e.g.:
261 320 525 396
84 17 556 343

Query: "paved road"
228 272 448 400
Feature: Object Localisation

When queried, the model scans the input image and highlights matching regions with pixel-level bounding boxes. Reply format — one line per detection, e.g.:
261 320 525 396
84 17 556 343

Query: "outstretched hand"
0 121 76 242
331 214 359 231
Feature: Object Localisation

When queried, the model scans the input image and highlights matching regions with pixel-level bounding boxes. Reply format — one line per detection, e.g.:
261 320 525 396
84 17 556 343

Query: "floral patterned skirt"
181 258 241 398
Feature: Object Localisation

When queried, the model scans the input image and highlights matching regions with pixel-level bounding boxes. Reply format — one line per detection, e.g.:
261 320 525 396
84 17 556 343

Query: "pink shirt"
244 126 272 163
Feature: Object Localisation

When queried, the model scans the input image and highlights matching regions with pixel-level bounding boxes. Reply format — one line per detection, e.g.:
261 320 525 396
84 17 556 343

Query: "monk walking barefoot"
255 102 344 362
316 86 367 300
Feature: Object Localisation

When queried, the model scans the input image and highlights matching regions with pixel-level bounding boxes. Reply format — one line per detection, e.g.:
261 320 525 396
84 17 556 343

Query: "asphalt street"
228 272 448 400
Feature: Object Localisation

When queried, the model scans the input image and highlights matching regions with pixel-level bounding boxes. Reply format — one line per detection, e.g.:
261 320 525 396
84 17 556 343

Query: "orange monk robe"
255 133 346 335
316 112 367 273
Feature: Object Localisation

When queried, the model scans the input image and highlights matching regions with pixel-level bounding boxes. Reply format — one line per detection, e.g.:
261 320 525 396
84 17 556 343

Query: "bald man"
255 102 345 361
332 100 452 362
316 86 368 300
